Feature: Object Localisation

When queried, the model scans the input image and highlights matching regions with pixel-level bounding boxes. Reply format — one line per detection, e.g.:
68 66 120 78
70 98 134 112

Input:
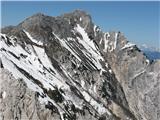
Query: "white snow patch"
0 34 76 120
76 36 103 70
75 24 97 51
82 91 111 115
33 46 53 70
100 69 105 76
114 32 118 49
23 30 43 46
0 36 28 57
1 55 44 93
68 20 71 24
90 98 109 115
146 59 150 65
93 85 96 93
99 38 103 44
103 32 110 52
109 69 112 73
67 37 75 41
0 33 7 40
94 25 97 32
52 32 81 62
1 35 69 91
2 91 6 99
82 91 91 102
126 117 132 120
75 24 104 70
80 17 82 21
121 42 135 50
81 80 85 88
96 27 101 32
94 25 97 36
105 63 108 68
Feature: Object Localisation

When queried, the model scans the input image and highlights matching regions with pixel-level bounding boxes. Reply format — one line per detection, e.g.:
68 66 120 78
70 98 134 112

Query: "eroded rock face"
100 32 160 120
0 69 61 120
0 10 159 120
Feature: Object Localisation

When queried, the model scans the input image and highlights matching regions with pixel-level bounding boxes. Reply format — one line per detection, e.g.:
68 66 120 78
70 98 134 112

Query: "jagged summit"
30 12 46 17
62 9 91 22
2 10 93 44
0 10 159 120
1 10 96 47
61 10 90 17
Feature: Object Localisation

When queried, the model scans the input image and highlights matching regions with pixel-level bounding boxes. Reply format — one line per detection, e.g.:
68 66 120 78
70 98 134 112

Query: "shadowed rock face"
0 10 160 120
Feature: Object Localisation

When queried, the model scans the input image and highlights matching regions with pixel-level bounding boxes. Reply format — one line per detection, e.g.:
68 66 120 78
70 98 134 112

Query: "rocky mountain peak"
0 10 159 120
3 10 93 45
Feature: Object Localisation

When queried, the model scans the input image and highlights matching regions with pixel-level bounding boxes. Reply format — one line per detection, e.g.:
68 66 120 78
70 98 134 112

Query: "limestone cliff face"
98 31 160 120
0 10 159 120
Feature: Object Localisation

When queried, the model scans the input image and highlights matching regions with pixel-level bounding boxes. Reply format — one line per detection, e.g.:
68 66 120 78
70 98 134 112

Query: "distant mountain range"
139 44 160 60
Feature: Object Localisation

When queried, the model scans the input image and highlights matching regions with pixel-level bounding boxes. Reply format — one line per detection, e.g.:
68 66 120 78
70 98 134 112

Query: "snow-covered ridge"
0 33 76 120
23 30 43 46
52 24 105 71
0 33 68 91
0 32 113 119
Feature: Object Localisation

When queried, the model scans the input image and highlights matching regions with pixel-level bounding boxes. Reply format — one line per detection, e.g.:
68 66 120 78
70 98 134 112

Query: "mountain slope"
0 10 159 120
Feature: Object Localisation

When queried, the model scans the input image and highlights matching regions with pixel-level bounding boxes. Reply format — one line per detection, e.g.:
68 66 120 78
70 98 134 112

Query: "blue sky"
1 1 160 48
